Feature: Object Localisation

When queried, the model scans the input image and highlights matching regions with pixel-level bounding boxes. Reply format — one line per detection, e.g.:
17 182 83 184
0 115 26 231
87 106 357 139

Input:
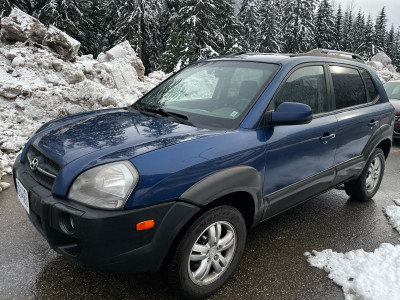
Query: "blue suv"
13 49 395 299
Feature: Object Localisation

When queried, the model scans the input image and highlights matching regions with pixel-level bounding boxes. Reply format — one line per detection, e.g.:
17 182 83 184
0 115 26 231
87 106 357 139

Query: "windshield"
384 82 400 100
135 61 279 129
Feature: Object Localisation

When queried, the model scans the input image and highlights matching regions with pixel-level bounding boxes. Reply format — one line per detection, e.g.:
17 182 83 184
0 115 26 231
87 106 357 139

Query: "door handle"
320 133 336 143
368 120 379 127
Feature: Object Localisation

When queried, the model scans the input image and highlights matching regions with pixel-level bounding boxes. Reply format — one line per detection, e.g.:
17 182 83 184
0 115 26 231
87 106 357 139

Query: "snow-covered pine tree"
114 0 140 51
333 4 344 50
282 0 318 53
315 0 335 49
392 27 400 69
83 0 121 55
238 0 261 51
342 8 354 52
385 25 395 58
160 0 182 72
214 0 244 54
140 0 165 71
161 0 240 72
374 6 387 52
353 10 366 55
258 0 284 53
363 14 376 58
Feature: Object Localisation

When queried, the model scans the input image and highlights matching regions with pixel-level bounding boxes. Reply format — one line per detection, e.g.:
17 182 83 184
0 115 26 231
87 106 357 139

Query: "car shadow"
33 255 178 300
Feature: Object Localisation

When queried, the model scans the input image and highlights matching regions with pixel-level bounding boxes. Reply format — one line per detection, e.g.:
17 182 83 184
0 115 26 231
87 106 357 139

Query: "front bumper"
13 156 200 273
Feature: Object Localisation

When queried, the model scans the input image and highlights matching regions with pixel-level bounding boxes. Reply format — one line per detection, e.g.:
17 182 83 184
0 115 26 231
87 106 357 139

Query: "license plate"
16 178 29 214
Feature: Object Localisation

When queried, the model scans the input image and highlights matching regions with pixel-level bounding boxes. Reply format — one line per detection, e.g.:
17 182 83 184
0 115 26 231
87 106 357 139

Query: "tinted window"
360 69 378 101
330 66 367 109
274 66 328 114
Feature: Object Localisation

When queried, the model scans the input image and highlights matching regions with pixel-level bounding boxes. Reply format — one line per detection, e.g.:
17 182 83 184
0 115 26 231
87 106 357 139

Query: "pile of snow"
306 244 400 300
306 199 400 300
0 9 169 191
1 8 80 61
367 53 400 83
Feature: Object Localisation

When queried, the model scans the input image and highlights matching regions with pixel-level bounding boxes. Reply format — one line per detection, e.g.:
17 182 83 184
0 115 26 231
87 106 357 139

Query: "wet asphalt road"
1 140 399 300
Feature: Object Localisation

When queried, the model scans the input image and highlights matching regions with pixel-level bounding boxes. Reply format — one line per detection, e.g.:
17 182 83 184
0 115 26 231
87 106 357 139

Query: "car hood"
389 99 400 114
29 108 219 167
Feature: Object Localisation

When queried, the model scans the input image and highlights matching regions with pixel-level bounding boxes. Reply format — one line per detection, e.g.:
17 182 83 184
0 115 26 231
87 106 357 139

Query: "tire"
168 206 247 300
344 148 385 201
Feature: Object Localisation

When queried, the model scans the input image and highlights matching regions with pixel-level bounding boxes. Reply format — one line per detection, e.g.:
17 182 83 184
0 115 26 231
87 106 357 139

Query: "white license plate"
16 178 29 214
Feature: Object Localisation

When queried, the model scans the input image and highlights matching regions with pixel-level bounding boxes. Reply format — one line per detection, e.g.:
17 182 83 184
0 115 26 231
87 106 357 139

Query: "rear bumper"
13 155 200 273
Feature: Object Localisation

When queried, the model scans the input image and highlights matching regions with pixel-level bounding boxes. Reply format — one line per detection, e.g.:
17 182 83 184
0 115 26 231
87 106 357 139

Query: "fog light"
60 213 75 235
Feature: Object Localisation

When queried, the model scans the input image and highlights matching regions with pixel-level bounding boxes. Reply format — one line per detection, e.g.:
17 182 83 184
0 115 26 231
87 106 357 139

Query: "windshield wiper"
134 103 193 126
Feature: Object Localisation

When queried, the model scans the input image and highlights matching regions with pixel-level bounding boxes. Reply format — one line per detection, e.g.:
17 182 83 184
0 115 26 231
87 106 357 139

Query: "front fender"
179 166 264 227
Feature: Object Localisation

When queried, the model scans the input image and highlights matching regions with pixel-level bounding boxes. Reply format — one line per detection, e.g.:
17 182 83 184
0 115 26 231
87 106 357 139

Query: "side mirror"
267 102 312 126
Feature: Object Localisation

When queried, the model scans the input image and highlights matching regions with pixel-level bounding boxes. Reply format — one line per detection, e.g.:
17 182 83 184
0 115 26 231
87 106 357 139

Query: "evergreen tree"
238 0 261 51
333 4 344 50
353 10 365 54
114 0 140 50
215 0 244 54
315 0 335 49
374 6 387 52
385 25 395 58
363 14 376 58
282 0 318 53
392 27 400 69
257 0 284 53
139 0 165 71
161 0 240 72
342 8 354 52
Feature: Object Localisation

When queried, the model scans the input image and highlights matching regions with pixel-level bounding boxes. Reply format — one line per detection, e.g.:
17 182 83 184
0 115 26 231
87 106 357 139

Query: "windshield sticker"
230 111 238 118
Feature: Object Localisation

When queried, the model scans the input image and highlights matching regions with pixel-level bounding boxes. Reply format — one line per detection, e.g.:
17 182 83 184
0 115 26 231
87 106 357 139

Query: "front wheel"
168 206 247 299
344 148 385 201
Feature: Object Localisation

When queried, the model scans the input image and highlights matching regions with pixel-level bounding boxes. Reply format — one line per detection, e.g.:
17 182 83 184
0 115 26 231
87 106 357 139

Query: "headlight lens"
68 161 139 209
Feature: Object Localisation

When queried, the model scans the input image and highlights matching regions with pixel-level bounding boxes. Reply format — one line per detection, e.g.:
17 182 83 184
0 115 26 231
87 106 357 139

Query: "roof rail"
294 48 365 64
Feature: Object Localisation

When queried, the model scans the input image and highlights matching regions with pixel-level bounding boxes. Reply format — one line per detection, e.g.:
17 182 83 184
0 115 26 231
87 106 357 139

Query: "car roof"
204 51 368 69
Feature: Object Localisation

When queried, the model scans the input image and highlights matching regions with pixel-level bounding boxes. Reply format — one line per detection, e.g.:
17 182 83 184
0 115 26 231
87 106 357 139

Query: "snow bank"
306 244 400 300
1 8 80 61
367 53 400 83
0 10 170 191
306 199 400 300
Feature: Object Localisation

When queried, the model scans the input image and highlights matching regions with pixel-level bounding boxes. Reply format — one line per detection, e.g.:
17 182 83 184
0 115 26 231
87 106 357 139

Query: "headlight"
68 161 139 209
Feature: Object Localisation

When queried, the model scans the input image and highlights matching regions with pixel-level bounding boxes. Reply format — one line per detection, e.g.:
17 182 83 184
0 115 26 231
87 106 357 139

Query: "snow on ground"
306 199 400 300
0 9 170 191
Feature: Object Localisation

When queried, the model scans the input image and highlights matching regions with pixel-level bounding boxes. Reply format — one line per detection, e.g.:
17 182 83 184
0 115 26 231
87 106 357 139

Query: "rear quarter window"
360 69 378 102
330 66 367 109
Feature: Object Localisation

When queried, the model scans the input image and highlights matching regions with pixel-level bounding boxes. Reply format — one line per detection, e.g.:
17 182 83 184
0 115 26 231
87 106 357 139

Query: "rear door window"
330 66 367 109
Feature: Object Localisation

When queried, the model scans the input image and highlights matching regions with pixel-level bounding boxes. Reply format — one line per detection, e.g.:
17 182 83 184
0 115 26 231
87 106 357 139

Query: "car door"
328 65 384 183
263 64 338 219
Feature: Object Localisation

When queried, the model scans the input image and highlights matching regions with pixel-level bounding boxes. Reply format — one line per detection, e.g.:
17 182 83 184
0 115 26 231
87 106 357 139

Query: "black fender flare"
179 166 264 228
363 123 392 160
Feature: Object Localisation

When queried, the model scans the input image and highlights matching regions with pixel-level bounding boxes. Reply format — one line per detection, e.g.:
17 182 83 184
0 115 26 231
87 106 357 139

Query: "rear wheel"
344 148 385 201
168 206 246 299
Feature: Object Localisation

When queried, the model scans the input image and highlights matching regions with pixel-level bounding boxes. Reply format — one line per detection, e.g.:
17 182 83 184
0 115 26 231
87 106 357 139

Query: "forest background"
0 0 399 74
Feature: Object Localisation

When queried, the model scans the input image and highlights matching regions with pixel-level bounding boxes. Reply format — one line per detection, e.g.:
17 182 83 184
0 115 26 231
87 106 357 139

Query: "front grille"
25 146 61 189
